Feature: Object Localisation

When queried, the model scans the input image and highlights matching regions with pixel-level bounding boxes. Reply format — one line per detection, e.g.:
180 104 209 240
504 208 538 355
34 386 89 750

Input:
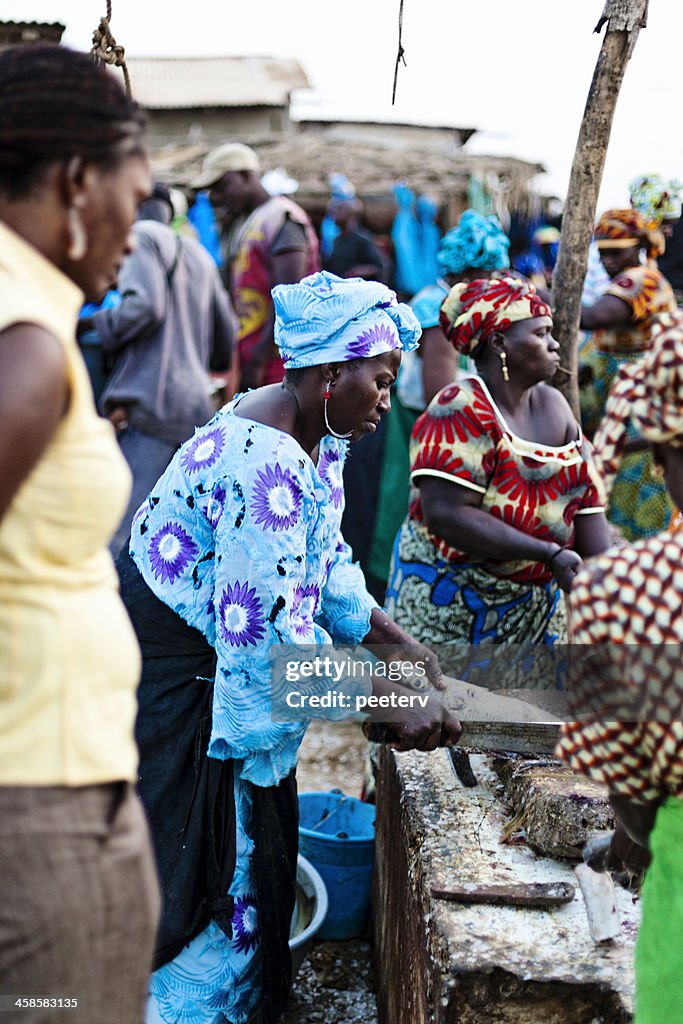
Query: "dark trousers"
118 549 298 1022
111 425 178 557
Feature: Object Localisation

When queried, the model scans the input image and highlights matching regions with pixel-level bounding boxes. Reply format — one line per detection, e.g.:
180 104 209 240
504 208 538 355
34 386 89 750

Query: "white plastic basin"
289 854 329 977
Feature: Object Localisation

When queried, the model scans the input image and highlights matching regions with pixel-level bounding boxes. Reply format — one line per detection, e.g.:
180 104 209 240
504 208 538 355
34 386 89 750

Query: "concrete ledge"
374 747 637 1024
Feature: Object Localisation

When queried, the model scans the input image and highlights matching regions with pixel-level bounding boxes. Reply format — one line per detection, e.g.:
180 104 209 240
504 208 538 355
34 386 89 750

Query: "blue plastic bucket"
298 789 375 940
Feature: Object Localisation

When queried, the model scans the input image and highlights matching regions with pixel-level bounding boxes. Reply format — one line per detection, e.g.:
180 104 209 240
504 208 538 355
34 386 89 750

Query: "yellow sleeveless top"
0 221 141 785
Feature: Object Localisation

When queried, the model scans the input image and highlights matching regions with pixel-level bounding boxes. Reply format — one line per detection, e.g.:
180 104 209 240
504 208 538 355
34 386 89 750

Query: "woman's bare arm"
419 476 557 563
418 475 582 592
0 323 68 523
573 511 611 558
580 294 632 331
420 326 459 406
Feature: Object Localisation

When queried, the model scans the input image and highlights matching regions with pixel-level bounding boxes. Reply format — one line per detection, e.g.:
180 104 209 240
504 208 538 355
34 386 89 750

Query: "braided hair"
0 44 146 199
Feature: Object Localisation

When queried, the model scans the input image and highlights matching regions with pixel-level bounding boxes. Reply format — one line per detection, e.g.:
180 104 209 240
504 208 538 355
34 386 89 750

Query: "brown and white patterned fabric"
558 312 683 801
556 527 683 802
592 310 683 498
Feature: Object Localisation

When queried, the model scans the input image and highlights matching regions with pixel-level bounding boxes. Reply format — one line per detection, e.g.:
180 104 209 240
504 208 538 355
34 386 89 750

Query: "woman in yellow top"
0 46 158 1022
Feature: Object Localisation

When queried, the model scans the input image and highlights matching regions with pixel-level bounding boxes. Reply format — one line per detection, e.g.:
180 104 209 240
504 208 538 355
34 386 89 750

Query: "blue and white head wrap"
437 209 510 277
273 271 421 369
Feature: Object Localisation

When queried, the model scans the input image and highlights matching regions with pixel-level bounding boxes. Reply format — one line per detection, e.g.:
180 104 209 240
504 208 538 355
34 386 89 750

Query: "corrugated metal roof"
0 21 65 28
300 117 477 139
126 56 310 109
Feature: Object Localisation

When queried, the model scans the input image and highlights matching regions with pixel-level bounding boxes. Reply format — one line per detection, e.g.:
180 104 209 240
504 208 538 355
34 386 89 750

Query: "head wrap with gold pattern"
594 208 664 261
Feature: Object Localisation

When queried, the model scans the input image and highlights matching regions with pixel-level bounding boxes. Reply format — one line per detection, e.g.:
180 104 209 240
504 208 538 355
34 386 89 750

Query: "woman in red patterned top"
557 316 683 1024
384 275 610 683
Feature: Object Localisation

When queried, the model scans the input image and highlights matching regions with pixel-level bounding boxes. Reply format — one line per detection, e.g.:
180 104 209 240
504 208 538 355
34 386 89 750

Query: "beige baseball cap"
192 143 261 189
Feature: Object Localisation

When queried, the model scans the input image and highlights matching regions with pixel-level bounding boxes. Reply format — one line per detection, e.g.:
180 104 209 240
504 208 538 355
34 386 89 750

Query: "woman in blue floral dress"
120 272 461 1024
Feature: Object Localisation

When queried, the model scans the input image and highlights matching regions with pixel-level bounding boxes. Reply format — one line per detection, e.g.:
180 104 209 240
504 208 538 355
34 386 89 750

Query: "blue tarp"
392 184 441 296
187 191 223 267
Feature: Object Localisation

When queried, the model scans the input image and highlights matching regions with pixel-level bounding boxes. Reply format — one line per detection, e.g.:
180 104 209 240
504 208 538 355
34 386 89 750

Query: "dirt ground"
287 720 379 1024
295 719 366 797
283 940 377 1024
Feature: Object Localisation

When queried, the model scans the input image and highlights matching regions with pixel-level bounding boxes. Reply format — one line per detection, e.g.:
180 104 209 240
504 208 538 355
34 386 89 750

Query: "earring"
323 382 353 439
499 351 510 383
67 206 88 262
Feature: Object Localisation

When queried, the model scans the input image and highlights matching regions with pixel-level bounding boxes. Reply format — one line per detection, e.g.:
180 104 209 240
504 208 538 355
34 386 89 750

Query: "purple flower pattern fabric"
290 583 321 639
232 895 260 955
181 425 225 475
148 522 199 584
130 402 377 787
317 450 344 508
346 321 399 360
131 401 379 1024
272 271 420 369
149 776 262 1024
203 481 227 527
251 464 302 531
218 581 267 648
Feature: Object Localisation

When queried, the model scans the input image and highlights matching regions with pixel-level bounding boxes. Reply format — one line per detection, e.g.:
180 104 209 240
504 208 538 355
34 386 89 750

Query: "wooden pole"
551 0 649 416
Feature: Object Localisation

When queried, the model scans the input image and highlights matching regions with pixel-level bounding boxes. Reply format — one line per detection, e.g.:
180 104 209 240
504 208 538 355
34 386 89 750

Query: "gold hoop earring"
500 350 510 383
67 206 88 262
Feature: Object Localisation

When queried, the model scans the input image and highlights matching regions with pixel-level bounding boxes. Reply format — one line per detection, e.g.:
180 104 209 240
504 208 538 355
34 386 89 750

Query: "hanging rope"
391 0 406 105
90 0 131 96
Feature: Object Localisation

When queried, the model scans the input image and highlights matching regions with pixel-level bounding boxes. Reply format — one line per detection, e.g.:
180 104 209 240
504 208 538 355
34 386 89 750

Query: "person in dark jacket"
324 199 385 282
90 183 237 554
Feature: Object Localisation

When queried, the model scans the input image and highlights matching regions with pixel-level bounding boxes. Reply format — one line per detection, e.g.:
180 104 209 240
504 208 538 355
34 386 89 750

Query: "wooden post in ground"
551 0 649 416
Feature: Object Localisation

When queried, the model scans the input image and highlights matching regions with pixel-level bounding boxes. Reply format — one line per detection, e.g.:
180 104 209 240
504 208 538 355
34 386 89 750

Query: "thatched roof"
151 131 545 221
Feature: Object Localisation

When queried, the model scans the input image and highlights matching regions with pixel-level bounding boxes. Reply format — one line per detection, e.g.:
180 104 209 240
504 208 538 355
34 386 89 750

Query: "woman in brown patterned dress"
557 314 683 1024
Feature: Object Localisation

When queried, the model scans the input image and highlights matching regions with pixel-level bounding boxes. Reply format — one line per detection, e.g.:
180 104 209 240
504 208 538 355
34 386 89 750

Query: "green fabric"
386 541 568 651
580 344 637 438
467 174 494 216
608 448 673 541
635 797 683 1024
580 344 673 540
367 395 418 585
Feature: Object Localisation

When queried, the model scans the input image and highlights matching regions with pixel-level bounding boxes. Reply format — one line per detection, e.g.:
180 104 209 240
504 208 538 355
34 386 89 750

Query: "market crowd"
1 42 682 1024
